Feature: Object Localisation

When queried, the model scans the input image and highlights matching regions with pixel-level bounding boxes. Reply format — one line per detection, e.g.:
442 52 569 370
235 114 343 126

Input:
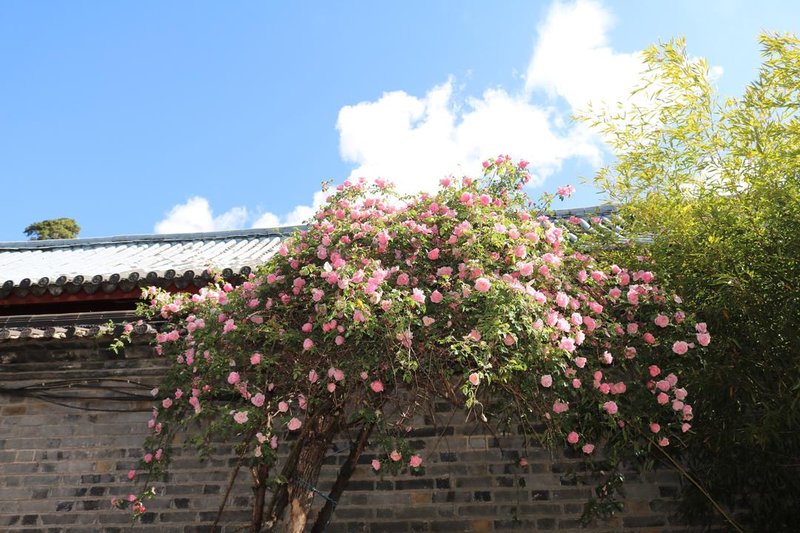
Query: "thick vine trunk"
310 422 374 533
250 463 270 533
285 412 341 533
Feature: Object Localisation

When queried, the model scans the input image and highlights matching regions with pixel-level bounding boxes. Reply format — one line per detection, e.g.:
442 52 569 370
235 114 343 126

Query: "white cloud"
333 0 652 194
251 211 280 229
155 0 695 234
251 190 329 228
336 79 601 194
154 197 248 234
525 0 645 113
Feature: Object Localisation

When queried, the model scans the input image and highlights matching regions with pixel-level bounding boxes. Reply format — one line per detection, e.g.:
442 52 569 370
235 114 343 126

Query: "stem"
262 399 340 531
213 456 244 532
310 422 374 533
652 439 745 533
213 429 258 532
262 423 309 531
286 412 341 533
250 463 270 533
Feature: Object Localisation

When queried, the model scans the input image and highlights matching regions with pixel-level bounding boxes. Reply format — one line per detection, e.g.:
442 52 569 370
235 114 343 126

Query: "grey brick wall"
0 338 687 532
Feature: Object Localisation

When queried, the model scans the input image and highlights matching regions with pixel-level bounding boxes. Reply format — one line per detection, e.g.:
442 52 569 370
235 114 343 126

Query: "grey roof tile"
0 207 620 301
0 227 299 299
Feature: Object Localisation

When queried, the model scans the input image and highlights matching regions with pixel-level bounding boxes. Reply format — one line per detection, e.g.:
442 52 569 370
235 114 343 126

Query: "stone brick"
0 341 688 532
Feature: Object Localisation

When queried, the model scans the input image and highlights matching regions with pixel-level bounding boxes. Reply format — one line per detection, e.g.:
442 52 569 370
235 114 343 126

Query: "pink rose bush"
117 157 707 523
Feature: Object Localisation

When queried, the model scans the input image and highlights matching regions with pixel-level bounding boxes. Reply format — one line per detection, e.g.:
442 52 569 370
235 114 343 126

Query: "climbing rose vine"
116 157 705 530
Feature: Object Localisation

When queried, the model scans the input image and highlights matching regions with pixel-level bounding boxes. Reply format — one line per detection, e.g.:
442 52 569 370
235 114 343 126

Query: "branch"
650 434 745 533
310 421 375 533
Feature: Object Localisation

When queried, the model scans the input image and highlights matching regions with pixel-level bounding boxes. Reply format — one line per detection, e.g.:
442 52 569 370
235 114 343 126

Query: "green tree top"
581 33 800 531
24 218 80 240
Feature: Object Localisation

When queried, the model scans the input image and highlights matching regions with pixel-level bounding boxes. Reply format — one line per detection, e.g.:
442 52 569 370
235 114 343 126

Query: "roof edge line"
0 225 306 250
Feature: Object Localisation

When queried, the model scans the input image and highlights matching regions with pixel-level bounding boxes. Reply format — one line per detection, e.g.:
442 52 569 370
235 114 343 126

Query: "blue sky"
1 1 798 241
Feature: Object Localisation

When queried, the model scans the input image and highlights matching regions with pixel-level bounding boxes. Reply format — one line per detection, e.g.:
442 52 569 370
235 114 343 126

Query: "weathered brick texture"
0 339 688 532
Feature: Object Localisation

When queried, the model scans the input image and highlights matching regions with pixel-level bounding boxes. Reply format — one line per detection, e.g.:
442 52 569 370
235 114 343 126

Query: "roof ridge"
0 226 304 250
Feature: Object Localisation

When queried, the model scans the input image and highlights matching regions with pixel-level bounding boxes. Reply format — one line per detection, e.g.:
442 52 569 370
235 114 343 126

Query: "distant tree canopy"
24 218 80 240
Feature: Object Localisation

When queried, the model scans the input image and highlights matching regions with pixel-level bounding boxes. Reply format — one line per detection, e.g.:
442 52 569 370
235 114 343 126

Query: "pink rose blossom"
574 356 587 368
371 459 381 471
251 393 265 407
553 401 569 414
540 375 553 388
696 332 711 346
468 373 480 386
287 417 302 431
161 398 172 409
303 338 314 351
555 292 569 308
250 353 262 365
672 341 689 355
556 184 575 197
411 288 425 304
227 372 240 385
567 431 580 444
430 290 443 303
390 450 402 462
427 248 440 260
409 455 423 468
277 401 289 413
602 401 618 415
649 423 661 433
308 369 319 383
649 365 661 377
370 380 384 393
233 411 249 424
582 443 595 454
474 277 491 293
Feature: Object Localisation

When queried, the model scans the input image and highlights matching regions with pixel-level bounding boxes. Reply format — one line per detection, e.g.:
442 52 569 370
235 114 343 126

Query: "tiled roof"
0 208 619 342
0 227 299 300
0 207 619 302
551 205 621 242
